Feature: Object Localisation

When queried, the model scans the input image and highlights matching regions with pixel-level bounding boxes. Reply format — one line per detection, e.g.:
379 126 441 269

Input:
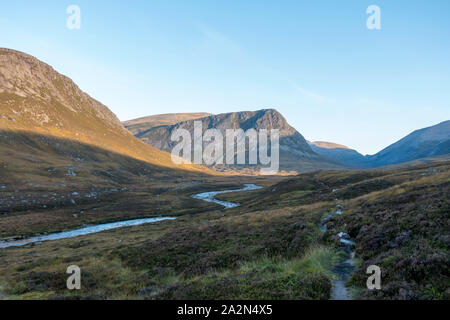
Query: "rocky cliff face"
131 109 347 173
0 48 121 131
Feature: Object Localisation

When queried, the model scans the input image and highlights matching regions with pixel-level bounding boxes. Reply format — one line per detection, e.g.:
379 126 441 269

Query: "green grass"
0 161 448 300
150 247 339 300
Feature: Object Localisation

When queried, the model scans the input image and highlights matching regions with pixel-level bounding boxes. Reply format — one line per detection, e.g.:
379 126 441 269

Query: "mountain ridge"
309 120 450 168
366 120 450 167
0 47 216 196
309 141 350 150
308 141 367 168
124 112 212 135
0 48 212 172
129 109 349 173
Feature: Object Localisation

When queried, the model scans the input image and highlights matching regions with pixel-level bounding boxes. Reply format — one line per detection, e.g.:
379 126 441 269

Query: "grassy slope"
322 167 450 299
219 162 449 299
0 161 448 300
0 49 215 175
0 130 223 238
0 50 222 236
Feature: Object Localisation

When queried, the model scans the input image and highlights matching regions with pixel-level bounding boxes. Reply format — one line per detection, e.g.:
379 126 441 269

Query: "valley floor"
0 161 448 300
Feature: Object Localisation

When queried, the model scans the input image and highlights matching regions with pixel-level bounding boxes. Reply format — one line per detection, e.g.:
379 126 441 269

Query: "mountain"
123 113 212 135
309 141 350 150
0 48 172 166
128 109 348 173
308 121 450 169
0 49 210 195
308 141 367 168
366 120 450 167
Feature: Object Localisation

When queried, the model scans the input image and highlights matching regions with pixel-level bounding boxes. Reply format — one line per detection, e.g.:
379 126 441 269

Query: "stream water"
1 183 354 300
320 205 356 300
0 217 176 249
191 184 263 209
0 184 262 249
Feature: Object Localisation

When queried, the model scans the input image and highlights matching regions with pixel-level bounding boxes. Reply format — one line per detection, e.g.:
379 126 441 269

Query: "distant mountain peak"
309 141 350 150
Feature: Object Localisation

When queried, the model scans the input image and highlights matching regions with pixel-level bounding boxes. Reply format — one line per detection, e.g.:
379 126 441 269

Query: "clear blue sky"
1 0 449 154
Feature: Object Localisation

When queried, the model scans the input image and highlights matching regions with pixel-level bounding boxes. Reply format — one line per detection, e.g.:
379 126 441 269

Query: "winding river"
191 184 263 208
194 183 357 300
0 184 262 249
1 183 353 300
1 183 354 301
0 217 176 249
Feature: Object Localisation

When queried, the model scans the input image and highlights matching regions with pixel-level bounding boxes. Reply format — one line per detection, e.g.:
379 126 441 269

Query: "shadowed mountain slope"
0 48 211 176
0 130 189 214
308 141 367 168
